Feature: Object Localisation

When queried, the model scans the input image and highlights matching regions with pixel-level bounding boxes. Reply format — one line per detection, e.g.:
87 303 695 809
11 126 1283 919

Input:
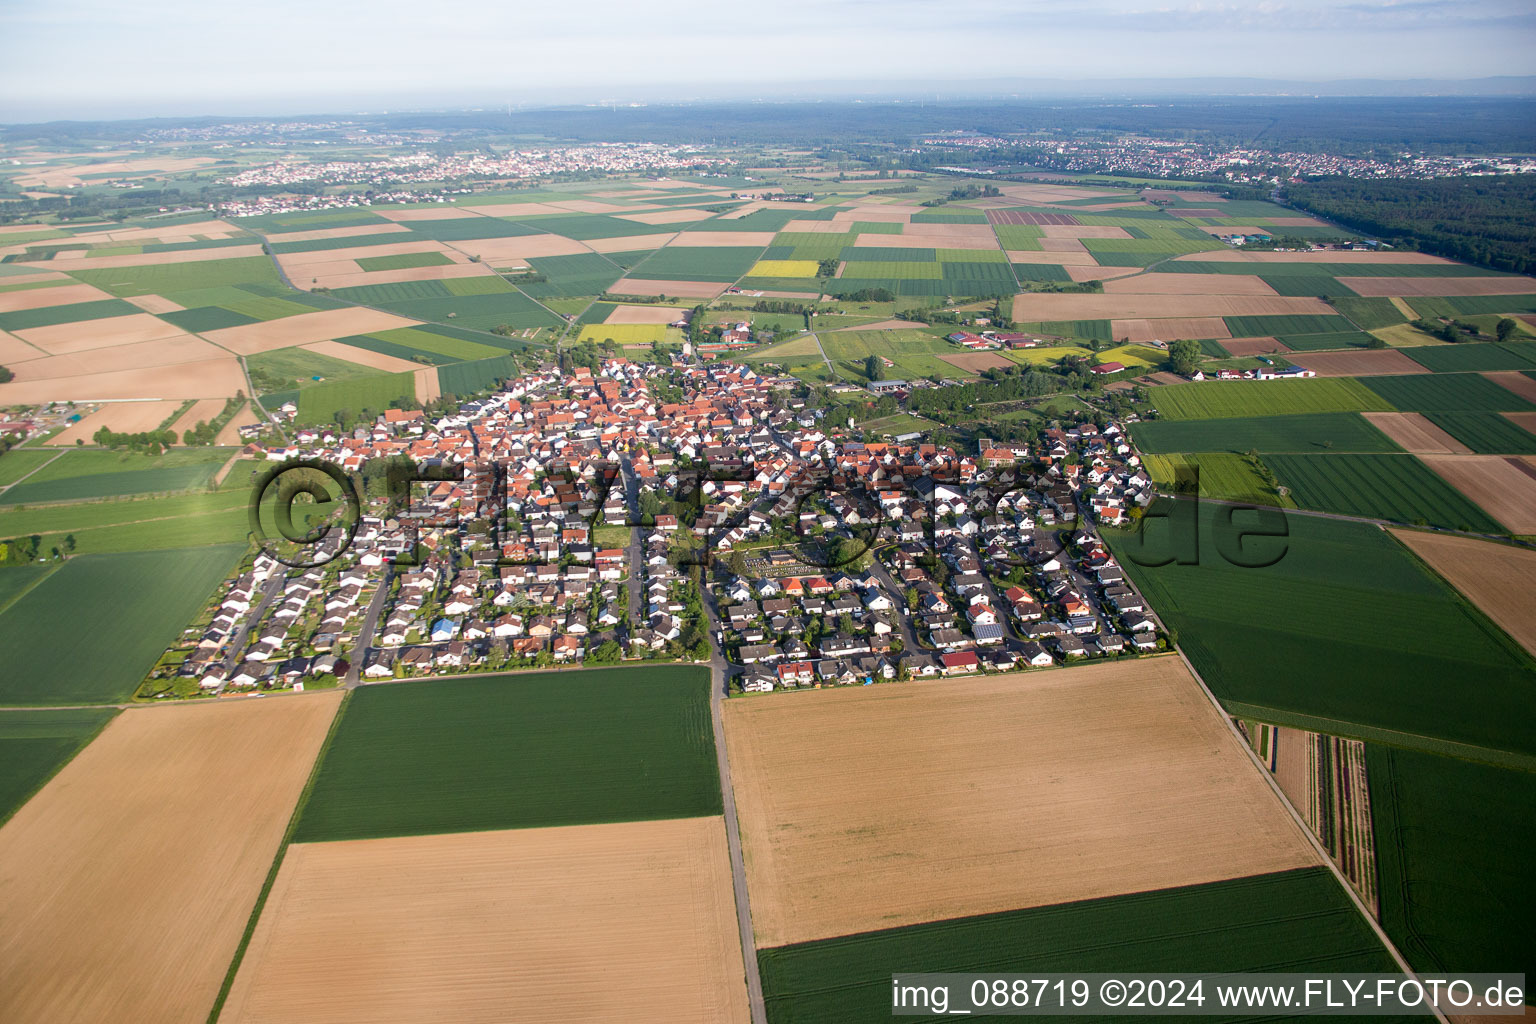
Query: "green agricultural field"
1222 314 1353 337
374 291 560 331
773 232 859 260
355 251 454 272
66 255 283 296
991 224 1043 250
517 252 625 298
335 325 509 365
292 667 722 842
295 372 416 424
0 298 141 331
248 345 384 391
0 708 119 824
1011 264 1073 282
0 489 252 556
1407 295 1536 317
332 279 457 304
0 449 57 489
268 232 417 255
838 247 936 263
1422 411 1536 454
1140 452 1293 506
1105 504 1536 759
514 213 679 240
760 869 1398 1024
0 545 243 704
1276 330 1378 351
1330 296 1409 330
840 261 940 280
820 329 971 381
1265 453 1501 531
1402 342 1536 373
1131 412 1400 455
398 217 542 242
1149 378 1391 420
437 354 521 399
235 209 390 233
1361 373 1536 412
1083 236 1224 255
578 323 672 345
625 246 764 282
0 448 233 506
1368 745 1535 979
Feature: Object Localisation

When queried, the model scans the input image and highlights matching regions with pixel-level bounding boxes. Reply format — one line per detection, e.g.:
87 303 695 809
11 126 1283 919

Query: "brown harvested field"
667 231 777 247
1289 348 1430 376
938 351 1012 372
1484 371 1536 404
1009 250 1102 266
1362 412 1472 455
1067 264 1141 281
18 244 265 272
15 336 230 381
724 658 1319 948
0 282 112 312
1014 293 1332 321
616 207 712 224
1390 297 1418 319
1041 224 1132 239
1337 276 1536 297
605 303 691 324
0 694 342 1024
301 340 423 373
215 401 263 446
267 223 411 244
123 293 185 314
986 208 1081 226
1110 317 1231 343
17 313 189 354
1173 249 1453 265
452 234 595 260
610 277 725 299
543 199 643 214
44 399 186 444
1418 454 1536 533
1503 411 1536 437
219 817 748 1024
1221 336 1292 356
1038 237 1088 253
779 220 849 234
0 357 245 403
1104 273 1279 296
308 261 496 291
374 205 480 220
201 308 420 356
277 239 454 270
1270 727 1315 822
856 230 998 249
1391 529 1536 657
0 329 43 364
0 271 72 286
413 366 441 404
168 397 228 437
582 233 678 254
13 157 216 189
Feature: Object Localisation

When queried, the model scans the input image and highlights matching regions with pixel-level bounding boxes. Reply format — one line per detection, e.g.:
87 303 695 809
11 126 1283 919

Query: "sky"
2 0 1534 121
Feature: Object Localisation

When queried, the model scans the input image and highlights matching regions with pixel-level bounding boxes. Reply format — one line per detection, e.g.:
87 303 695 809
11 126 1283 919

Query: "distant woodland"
1285 176 1536 275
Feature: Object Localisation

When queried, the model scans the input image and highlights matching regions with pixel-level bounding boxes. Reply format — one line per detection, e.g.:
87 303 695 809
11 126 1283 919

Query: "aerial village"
166 354 1172 696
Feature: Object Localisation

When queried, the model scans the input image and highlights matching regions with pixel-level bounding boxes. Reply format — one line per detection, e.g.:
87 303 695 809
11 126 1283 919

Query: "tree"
1168 339 1202 377
1496 318 1518 343
63 534 76 557
864 354 884 381
1365 335 1387 349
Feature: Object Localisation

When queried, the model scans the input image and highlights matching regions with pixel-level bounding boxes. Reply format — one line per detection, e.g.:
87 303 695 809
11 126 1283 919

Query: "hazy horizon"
2 0 1534 123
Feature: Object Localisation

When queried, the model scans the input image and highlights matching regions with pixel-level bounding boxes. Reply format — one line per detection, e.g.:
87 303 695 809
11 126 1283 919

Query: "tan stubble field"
219 816 749 1024
0 693 342 1024
1391 529 1536 657
724 657 1319 948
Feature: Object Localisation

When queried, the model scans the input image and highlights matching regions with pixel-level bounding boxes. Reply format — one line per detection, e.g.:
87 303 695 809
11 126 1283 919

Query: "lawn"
0 448 234 506
1265 453 1502 531
0 708 119 824
1368 745 1536 979
1131 413 1400 454
577 323 673 345
248 346 384 390
759 868 1397 1024
1361 373 1536 413
1149 379 1392 420
0 544 243 704
292 667 722 842
1104 504 1536 759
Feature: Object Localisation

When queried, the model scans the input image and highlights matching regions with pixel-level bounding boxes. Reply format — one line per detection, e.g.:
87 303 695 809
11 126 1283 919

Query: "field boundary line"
1218 704 1536 774
0 559 62 617
1173 647 1449 1023
0 706 120 830
205 688 351 1024
0 448 67 495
